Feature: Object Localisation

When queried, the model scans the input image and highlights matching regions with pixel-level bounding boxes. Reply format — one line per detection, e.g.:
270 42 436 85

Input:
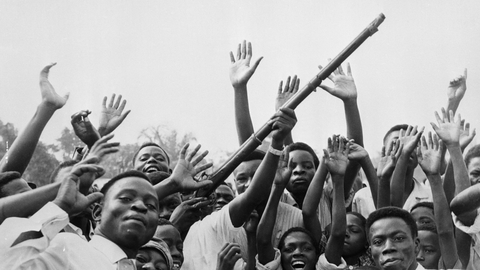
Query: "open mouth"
143 166 159 173
291 260 306 269
172 261 181 270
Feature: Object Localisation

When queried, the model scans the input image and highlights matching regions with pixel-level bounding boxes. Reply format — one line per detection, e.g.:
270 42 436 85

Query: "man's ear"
414 237 420 255
92 203 103 223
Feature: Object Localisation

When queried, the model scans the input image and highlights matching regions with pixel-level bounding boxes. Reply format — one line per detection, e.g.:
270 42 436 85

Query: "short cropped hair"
100 170 151 196
132 142 171 166
465 144 480 168
410 201 434 213
348 211 367 228
49 160 78 183
0 171 22 197
148 171 171 185
366 206 418 240
283 142 319 169
383 124 409 145
278 227 321 256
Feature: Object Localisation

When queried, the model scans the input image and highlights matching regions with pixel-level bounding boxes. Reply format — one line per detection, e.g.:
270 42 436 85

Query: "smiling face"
280 231 317 270
233 160 262 195
416 230 440 270
468 157 480 186
343 213 367 257
369 217 419 270
134 146 170 174
95 177 159 251
135 248 169 270
286 150 316 196
155 225 184 270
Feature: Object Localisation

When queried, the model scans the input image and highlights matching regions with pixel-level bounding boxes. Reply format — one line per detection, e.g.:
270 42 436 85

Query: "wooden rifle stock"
196 13 385 197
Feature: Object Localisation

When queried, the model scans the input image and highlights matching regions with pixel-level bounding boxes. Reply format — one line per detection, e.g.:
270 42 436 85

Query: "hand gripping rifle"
196 13 385 197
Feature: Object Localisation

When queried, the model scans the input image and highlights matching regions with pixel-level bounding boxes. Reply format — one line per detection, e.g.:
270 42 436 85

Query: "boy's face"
233 160 262 194
416 230 440 270
286 150 316 196
134 146 170 174
369 217 419 270
468 157 480 186
155 225 184 270
214 185 234 212
343 214 367 256
410 206 435 228
280 231 317 270
96 177 159 250
135 248 169 270
158 192 182 220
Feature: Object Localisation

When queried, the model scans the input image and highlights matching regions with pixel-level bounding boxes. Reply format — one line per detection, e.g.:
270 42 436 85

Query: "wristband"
268 146 284 156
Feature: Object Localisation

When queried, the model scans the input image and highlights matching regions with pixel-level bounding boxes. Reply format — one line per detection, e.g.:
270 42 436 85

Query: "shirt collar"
89 235 128 263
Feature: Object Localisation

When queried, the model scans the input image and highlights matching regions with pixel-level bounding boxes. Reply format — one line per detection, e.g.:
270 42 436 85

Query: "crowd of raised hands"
0 40 477 270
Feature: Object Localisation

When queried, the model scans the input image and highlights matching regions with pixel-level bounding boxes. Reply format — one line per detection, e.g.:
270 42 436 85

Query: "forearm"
0 181 61 223
0 104 56 174
325 176 345 266
448 144 470 195
443 161 455 204
343 99 363 145
359 156 378 207
390 155 409 207
428 174 458 266
154 178 180 200
256 185 282 264
302 160 327 216
233 86 254 145
245 233 257 270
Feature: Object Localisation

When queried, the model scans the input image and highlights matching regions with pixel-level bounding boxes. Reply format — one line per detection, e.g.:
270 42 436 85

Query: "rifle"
196 13 386 197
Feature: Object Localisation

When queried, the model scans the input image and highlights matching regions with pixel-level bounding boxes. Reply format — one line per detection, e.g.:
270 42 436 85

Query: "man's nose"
132 200 148 213
382 239 397 254
416 249 424 261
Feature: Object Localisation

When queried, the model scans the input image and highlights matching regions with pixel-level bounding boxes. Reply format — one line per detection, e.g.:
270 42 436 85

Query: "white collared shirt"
0 202 130 270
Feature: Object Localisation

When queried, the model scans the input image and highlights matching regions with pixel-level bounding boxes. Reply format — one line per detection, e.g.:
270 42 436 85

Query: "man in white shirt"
366 206 425 270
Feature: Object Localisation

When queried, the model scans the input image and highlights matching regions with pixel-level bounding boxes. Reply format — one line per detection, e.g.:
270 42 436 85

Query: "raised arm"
323 135 349 266
319 63 363 196
376 141 402 208
417 132 460 269
153 144 213 200
229 108 296 227
446 69 467 115
302 159 328 244
390 126 423 208
71 110 101 149
275 75 299 146
347 142 378 208
229 40 263 145
98 94 131 137
256 164 292 265
0 63 69 174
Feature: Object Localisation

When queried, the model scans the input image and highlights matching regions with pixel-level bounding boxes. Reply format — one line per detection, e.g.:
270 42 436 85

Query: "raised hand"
323 135 350 176
229 40 263 88
398 125 424 155
377 140 403 179
275 75 299 111
269 108 297 142
170 197 210 233
447 69 467 104
431 108 461 147
52 164 105 216
39 63 69 110
459 119 476 151
273 163 292 188
71 110 101 147
318 62 357 101
243 210 259 235
417 132 445 176
84 133 120 163
347 140 368 161
216 243 242 270
170 143 213 193
98 94 131 137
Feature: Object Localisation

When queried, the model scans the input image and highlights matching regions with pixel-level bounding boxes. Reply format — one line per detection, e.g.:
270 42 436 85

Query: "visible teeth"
172 263 180 270
292 261 305 268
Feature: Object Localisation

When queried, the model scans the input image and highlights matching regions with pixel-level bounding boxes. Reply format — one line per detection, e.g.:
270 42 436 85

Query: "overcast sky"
0 1 479 161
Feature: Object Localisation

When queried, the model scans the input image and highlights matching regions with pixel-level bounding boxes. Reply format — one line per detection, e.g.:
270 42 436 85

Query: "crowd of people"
0 40 478 270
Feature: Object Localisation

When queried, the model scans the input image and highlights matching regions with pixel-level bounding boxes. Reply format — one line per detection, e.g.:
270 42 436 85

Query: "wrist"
446 141 460 148
52 199 71 214
270 140 284 151
233 84 247 91
38 102 58 114
343 98 357 104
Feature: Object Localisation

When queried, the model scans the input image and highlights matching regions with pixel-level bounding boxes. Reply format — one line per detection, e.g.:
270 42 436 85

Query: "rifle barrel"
196 13 385 197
